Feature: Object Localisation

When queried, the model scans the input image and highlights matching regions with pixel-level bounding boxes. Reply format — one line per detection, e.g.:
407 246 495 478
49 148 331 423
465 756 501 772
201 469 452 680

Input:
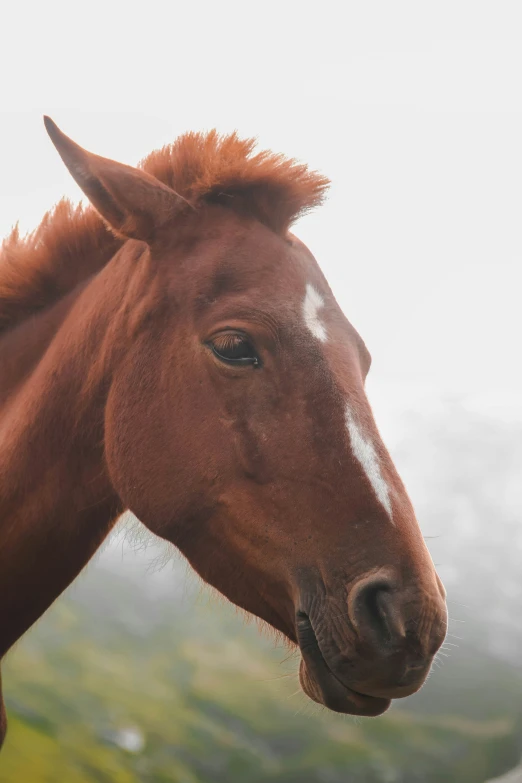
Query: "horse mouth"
296 613 391 717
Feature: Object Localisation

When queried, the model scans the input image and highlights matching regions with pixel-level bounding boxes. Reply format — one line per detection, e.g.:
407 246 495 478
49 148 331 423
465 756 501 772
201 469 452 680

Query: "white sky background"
1 1 521 431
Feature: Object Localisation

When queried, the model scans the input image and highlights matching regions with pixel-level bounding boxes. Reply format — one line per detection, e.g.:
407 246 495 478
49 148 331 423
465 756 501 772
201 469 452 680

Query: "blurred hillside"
1 399 521 783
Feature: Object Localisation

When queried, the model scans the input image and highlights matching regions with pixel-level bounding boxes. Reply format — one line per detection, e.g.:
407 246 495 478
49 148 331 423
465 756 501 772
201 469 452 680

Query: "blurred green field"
1 535 521 783
2 404 522 782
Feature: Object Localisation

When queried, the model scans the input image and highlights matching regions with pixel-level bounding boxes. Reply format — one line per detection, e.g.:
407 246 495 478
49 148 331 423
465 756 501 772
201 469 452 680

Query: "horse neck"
0 242 148 657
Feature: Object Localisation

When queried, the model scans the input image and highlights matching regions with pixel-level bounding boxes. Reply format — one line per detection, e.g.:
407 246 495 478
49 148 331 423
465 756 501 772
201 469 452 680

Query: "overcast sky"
1 1 521 428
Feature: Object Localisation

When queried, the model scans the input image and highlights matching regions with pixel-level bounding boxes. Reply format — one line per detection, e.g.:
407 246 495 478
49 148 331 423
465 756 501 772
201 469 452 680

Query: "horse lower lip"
296 613 390 717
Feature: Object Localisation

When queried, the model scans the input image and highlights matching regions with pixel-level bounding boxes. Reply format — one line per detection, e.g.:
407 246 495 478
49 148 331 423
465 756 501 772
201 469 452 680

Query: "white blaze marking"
301 283 391 519
303 283 327 342
345 405 393 520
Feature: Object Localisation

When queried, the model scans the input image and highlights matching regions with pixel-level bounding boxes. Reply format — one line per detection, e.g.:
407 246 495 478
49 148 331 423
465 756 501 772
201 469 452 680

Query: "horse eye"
208 333 260 367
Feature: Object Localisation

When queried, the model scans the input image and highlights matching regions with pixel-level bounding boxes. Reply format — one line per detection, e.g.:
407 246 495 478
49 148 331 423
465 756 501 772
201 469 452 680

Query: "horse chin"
298 657 391 717
296 617 391 717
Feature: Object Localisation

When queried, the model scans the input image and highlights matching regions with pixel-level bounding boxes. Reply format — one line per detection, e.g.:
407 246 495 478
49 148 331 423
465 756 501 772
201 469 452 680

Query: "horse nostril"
374 589 407 642
348 572 406 647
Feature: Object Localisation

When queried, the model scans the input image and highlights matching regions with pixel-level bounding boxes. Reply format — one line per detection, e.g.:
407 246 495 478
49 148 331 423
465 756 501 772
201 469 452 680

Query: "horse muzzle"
295 568 447 715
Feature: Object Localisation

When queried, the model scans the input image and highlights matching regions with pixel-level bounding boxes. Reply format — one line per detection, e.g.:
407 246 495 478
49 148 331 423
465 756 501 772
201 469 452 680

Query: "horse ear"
43 116 188 241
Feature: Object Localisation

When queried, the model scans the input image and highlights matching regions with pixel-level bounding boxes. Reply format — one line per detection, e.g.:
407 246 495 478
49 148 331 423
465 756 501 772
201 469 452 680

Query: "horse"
0 118 447 747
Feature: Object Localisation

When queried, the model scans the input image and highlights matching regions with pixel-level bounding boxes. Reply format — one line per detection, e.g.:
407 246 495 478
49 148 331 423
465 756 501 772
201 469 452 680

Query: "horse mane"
0 130 330 333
